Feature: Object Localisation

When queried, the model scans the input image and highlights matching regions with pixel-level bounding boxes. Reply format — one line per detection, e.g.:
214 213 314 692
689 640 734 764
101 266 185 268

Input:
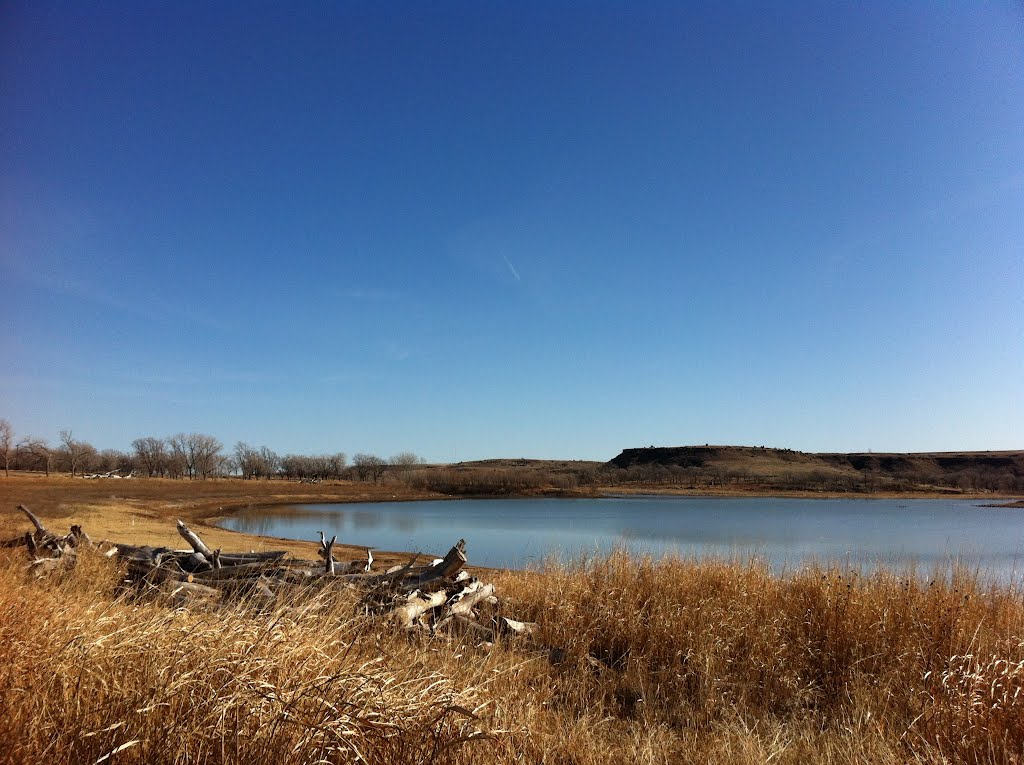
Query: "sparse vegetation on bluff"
605 445 1024 494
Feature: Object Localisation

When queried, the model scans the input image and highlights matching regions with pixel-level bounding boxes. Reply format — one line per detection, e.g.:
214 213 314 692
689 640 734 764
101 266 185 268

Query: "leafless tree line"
0 417 423 483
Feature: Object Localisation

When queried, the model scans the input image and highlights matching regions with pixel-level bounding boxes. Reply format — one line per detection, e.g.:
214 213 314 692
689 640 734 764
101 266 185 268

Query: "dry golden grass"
0 550 498 765
493 553 1024 764
1 544 1022 764
2 474 1022 763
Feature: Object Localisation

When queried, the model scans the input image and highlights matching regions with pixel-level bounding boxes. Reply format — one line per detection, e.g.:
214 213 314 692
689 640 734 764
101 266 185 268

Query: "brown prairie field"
1 473 1023 764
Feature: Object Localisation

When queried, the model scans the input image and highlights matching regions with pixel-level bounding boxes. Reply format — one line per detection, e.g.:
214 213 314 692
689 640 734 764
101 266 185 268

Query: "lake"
219 496 1024 580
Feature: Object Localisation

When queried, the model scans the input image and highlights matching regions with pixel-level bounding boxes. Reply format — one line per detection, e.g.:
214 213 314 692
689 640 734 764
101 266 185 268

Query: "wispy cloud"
502 254 521 281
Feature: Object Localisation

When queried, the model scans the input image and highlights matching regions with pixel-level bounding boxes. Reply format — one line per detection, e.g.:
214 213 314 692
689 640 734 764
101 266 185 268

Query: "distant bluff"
607 445 808 469
605 445 1024 492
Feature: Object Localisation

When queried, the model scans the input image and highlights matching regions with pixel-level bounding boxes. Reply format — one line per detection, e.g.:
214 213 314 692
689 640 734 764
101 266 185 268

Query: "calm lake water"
219 496 1024 580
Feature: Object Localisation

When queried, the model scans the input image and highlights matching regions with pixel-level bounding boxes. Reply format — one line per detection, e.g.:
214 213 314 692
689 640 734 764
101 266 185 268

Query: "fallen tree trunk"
191 562 283 582
29 554 76 577
17 505 48 537
404 540 467 589
448 582 496 618
11 511 534 649
396 589 449 629
176 520 214 558
217 551 287 565
69 525 93 548
132 560 192 585
161 580 221 608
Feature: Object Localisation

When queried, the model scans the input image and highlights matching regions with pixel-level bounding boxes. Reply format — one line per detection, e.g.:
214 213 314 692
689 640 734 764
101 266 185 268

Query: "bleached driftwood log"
9 510 533 647
401 540 467 591
319 531 338 575
396 589 449 629
176 520 213 559
17 505 48 537
448 581 496 618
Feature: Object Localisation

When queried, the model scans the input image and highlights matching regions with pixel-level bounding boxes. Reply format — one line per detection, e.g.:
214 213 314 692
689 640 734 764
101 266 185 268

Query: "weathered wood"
128 558 192 584
17 505 47 536
405 540 467 588
69 525 93 548
161 580 221 608
10 511 528 638
191 562 282 582
115 545 174 564
174 551 213 573
176 520 214 558
396 589 448 629
334 555 424 586
344 547 374 573
497 616 536 637
448 582 496 618
217 551 287 565
167 581 220 597
29 554 76 577
320 532 338 575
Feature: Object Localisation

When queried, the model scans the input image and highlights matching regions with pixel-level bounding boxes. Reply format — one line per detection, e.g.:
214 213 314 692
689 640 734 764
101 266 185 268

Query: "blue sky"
2 2 1022 461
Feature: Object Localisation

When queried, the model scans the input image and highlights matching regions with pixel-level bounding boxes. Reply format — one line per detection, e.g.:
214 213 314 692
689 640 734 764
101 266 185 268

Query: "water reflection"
219 496 1024 581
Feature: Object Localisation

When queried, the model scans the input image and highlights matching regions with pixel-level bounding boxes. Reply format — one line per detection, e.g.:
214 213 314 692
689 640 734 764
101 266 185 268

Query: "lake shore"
1 473 1019 532
2 472 1019 575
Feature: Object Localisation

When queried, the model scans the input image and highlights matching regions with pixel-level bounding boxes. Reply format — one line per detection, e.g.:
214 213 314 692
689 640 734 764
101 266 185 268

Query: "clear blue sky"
2 2 1022 461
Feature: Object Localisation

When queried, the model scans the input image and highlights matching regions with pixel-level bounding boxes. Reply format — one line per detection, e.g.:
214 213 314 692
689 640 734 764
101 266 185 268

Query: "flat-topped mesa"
606 444 1024 490
607 445 739 469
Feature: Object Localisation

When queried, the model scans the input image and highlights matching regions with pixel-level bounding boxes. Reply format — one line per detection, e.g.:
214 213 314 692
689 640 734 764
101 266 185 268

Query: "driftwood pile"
3 505 534 645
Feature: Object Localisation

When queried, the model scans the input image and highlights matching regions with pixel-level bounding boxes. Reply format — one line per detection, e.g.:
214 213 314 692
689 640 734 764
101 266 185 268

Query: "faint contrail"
502 254 521 281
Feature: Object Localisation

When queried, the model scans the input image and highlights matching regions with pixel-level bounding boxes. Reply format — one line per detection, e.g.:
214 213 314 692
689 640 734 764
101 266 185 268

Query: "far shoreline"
1 474 1020 578
203 485 1023 529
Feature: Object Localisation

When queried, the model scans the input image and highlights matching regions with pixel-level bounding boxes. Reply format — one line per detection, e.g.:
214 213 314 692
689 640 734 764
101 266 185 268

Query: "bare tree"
132 437 169 477
278 452 345 481
233 442 278 479
389 451 422 481
167 434 190 478
18 437 52 476
170 433 223 480
59 429 96 477
327 452 346 479
353 453 387 484
0 419 12 477
260 446 281 478
93 448 132 474
234 441 259 479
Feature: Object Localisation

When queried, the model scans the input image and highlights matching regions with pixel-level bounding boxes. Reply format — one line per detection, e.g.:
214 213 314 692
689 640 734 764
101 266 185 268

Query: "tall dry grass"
0 551 496 765
494 552 1024 763
1 548 1022 764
